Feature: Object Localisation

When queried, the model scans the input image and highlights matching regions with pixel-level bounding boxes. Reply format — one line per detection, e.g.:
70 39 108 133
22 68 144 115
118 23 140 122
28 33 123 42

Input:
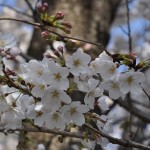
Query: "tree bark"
27 0 121 59
26 1 121 150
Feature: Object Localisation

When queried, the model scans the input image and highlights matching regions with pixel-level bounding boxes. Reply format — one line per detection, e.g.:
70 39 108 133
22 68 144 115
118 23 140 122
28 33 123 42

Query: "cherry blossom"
42 86 71 110
66 49 91 76
0 33 16 51
60 101 89 126
43 60 69 90
100 78 125 100
118 71 145 94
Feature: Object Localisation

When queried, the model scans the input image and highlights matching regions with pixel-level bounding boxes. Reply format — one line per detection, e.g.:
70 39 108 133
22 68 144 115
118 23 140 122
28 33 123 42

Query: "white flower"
45 111 66 130
100 79 124 100
42 86 71 110
90 51 113 75
74 74 93 92
31 81 47 98
84 78 103 109
118 71 145 94
21 60 45 82
60 101 89 126
81 139 96 150
66 49 91 76
43 60 69 90
9 47 21 57
0 33 16 51
1 107 25 129
16 95 35 115
99 61 117 80
97 96 109 111
98 51 113 61
90 58 101 74
0 90 9 114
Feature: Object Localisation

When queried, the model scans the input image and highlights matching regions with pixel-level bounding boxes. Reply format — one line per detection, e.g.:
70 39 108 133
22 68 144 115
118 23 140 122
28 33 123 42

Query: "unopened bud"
55 12 64 20
43 2 48 8
36 2 48 13
57 46 63 53
6 55 13 60
9 47 21 57
36 2 42 12
0 47 4 52
54 50 61 57
44 53 53 59
41 31 49 38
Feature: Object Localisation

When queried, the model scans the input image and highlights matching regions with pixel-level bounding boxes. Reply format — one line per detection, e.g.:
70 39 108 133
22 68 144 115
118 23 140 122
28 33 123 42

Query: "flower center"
0 40 6 47
109 66 116 74
73 59 81 67
52 113 59 121
37 111 43 117
69 107 77 115
126 76 133 85
51 90 59 98
36 70 43 76
111 83 118 89
39 85 45 91
54 73 61 81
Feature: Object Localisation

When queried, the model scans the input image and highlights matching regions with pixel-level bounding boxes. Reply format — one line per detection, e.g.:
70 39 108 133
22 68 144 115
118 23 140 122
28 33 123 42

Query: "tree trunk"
27 0 121 59
26 1 121 150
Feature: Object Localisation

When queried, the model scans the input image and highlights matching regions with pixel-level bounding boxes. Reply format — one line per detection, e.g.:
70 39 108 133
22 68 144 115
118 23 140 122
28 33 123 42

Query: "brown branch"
24 0 35 15
0 17 112 56
0 127 93 140
116 99 150 123
126 0 132 52
0 126 150 150
0 4 33 18
84 123 150 150
1 61 33 97
140 84 150 101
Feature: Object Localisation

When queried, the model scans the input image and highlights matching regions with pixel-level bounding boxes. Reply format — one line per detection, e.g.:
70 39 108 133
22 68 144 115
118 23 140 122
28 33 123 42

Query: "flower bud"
55 12 64 20
57 45 63 54
36 2 43 12
36 2 48 13
41 31 49 38
9 47 21 57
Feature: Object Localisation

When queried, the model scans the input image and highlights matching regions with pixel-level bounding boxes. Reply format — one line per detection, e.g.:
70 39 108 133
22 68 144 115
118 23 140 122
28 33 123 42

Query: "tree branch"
84 123 150 150
126 0 132 52
0 4 33 18
0 126 150 150
0 17 112 56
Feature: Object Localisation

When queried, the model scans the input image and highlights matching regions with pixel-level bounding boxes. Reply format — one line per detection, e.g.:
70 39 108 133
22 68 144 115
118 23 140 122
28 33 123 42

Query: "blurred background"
0 0 150 150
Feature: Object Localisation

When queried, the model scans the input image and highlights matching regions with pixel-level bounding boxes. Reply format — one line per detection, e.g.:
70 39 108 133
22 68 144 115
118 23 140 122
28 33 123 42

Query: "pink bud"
36 2 42 11
9 47 21 57
0 47 4 52
41 31 49 38
43 2 48 8
57 45 63 53
55 12 64 20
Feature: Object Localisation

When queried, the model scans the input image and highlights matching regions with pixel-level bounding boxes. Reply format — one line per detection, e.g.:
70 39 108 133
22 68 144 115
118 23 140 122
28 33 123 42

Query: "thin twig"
0 127 93 140
140 84 150 101
1 61 33 97
84 123 150 150
0 4 33 18
132 125 140 141
126 0 132 52
0 17 112 56
24 0 35 15
0 126 150 150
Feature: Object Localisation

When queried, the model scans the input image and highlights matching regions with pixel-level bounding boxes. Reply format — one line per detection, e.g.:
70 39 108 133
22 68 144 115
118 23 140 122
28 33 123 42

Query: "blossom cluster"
0 33 146 149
